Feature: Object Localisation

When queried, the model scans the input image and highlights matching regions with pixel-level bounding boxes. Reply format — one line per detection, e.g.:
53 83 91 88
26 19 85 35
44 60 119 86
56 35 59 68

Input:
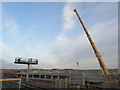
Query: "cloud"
62 3 75 31
2 14 58 69
0 42 14 60
0 42 23 69
52 17 118 69
2 2 118 70
3 17 18 37
51 2 118 69
1 59 27 69
88 18 118 68
19 44 58 69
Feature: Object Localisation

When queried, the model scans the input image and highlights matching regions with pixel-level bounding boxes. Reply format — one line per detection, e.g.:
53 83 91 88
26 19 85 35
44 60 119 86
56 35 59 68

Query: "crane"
74 9 109 76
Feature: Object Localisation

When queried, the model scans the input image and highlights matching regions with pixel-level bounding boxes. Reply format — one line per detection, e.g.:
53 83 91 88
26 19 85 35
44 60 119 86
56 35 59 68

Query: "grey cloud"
51 18 118 69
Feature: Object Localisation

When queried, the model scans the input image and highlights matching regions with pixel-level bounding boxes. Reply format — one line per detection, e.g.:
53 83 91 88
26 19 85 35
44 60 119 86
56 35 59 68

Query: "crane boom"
74 9 109 75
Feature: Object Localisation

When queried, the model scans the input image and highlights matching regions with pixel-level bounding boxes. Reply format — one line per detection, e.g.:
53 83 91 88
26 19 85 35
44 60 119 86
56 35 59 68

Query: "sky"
1 2 118 69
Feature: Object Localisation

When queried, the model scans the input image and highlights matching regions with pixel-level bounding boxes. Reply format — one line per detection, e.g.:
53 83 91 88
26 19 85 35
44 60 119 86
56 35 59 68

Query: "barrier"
52 79 120 89
0 78 22 81
1 78 22 90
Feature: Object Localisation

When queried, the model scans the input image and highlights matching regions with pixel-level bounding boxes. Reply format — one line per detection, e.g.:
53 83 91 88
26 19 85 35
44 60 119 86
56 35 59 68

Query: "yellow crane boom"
74 9 109 75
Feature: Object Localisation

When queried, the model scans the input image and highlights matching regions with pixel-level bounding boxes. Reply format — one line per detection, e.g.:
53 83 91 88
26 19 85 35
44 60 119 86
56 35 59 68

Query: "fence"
52 73 120 89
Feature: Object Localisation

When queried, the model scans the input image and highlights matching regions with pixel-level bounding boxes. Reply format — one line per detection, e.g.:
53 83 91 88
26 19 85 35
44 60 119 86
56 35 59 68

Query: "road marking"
0 78 22 81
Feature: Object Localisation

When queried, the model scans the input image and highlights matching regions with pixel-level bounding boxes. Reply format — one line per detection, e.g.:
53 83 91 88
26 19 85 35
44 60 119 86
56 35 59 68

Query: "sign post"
14 57 38 82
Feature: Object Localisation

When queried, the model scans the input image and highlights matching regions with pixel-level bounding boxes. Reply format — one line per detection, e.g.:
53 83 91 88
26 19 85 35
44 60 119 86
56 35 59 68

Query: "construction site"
1 4 120 90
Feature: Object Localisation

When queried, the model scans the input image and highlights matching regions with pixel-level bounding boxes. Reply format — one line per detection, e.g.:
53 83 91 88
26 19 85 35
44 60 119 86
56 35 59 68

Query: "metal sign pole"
27 64 30 82
14 57 38 82
19 78 21 90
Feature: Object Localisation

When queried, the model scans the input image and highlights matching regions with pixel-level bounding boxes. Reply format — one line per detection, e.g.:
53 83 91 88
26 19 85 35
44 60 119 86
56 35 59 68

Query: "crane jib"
74 9 109 76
